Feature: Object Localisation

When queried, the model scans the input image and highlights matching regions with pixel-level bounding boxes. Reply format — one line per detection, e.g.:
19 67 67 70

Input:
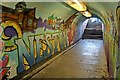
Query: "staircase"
82 27 103 39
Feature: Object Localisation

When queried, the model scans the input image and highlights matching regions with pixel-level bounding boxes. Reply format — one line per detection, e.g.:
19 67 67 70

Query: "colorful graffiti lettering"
68 23 77 45
15 32 67 73
0 1 79 78
48 14 57 25
0 27 10 80
0 40 4 52
37 17 52 31
0 55 10 79
47 14 64 30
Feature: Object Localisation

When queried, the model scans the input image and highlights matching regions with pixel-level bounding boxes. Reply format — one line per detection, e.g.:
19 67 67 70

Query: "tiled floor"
31 39 108 78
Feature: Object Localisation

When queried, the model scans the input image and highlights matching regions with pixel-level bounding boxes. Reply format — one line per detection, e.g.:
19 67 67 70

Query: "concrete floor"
31 39 108 78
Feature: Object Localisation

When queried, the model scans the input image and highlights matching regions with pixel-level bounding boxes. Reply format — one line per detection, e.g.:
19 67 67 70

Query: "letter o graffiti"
0 21 23 52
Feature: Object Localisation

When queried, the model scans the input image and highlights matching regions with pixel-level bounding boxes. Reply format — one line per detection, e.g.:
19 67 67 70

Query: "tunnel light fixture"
81 11 92 17
66 0 87 11
66 0 92 17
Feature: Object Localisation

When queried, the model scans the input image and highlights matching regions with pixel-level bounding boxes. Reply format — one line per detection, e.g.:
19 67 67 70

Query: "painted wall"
3 1 120 79
0 2 87 79
116 6 120 79
86 2 119 78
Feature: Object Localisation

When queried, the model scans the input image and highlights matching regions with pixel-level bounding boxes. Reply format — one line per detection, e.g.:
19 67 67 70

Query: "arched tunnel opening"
82 17 104 40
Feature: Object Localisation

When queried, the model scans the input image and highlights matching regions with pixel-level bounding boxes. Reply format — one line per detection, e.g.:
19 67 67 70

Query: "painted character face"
0 27 4 52
15 2 26 14
15 4 25 13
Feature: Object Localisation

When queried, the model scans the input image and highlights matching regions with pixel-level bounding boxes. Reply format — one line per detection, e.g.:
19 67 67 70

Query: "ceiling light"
81 11 92 17
66 0 87 11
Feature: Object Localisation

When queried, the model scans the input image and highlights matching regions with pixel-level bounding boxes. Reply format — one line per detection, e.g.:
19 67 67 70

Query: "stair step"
82 34 103 39
84 30 103 35
82 28 103 40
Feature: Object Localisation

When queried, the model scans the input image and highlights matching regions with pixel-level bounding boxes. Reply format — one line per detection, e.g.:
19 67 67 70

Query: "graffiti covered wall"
0 2 85 79
86 2 119 78
103 5 119 78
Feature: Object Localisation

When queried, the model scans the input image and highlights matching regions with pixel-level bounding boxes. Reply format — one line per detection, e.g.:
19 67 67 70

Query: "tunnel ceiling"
65 1 119 24
85 2 118 23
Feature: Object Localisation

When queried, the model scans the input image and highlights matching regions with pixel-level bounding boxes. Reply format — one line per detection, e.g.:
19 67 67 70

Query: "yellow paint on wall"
0 21 23 52
1 21 22 39
34 39 37 58
42 40 47 51
23 57 30 70
40 49 43 56
49 39 55 54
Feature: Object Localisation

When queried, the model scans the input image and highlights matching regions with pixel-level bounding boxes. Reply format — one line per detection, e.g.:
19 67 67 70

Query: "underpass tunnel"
0 1 120 79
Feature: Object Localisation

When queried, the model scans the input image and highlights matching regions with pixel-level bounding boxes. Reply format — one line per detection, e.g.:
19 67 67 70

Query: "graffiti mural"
0 27 10 80
117 6 120 48
0 1 80 79
68 22 77 45
106 11 117 39
116 6 120 79
105 8 119 78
